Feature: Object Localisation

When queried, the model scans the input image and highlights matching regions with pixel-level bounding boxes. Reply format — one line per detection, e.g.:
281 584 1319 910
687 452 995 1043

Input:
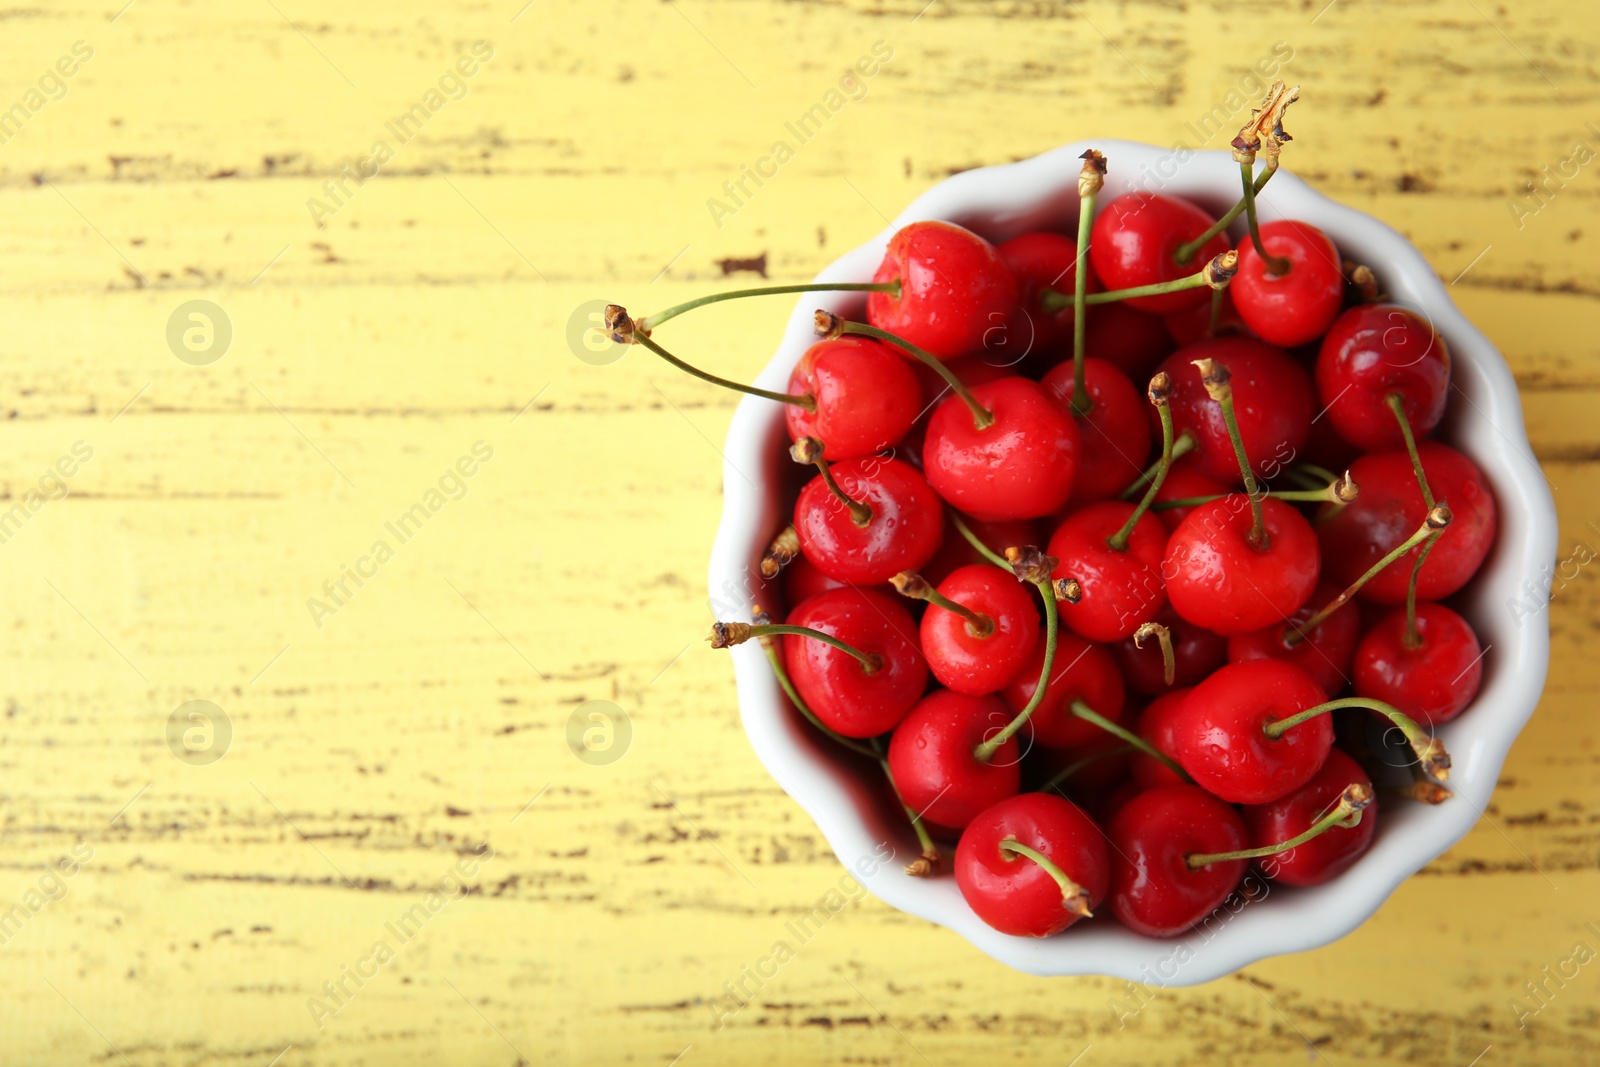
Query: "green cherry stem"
752 621 880 759
1173 162 1279 265
1240 160 1291 276
1186 783 1373 869
972 548 1069 763
621 317 816 410
1194 357 1267 549
710 619 882 675
790 436 873 528
1120 432 1198 499
871 738 942 877
1264 698 1450 783
1108 373 1175 551
1386 392 1435 508
1133 621 1176 686
891 571 994 638
1042 250 1239 311
1153 471 1358 512
1070 150 1106 417
818 312 995 430
634 281 900 333
1404 531 1442 650
948 512 1014 569
998 838 1094 917
1285 507 1451 647
1069 699 1192 783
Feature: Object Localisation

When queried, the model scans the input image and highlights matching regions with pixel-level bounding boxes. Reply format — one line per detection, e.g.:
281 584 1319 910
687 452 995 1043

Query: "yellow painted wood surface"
0 0 1596 1063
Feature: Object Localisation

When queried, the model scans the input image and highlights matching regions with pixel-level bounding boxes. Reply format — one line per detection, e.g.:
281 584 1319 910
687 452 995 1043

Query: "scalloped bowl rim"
707 139 1556 982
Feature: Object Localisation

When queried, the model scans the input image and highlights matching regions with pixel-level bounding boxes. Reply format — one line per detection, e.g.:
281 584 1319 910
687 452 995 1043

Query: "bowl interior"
708 140 1557 982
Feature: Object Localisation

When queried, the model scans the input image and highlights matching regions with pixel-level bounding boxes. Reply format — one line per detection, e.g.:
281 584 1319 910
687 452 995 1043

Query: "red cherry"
1303 402 1362 474
922 514 1040 587
1047 500 1168 642
1161 288 1252 347
1034 727 1133 797
955 792 1110 937
1232 221 1345 348
783 551 850 605
784 588 929 738
1171 659 1331 805
1243 748 1376 887
1129 688 1192 789
918 565 1040 697
1315 305 1450 451
868 220 1019 362
1041 359 1153 503
1317 443 1496 604
997 231 1101 355
923 377 1080 521
784 337 922 460
1163 496 1321 637
1353 603 1483 728
1154 338 1315 485
794 455 944 585
1107 784 1248 938
1089 193 1231 314
1149 456 1232 533
1084 301 1176 383
1111 604 1227 697
1227 579 1361 696
1000 629 1126 749
887 690 1021 832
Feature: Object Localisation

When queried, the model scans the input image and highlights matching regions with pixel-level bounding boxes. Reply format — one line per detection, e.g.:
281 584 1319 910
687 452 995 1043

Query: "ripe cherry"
1148 456 1232 532
1129 688 1192 789
1243 748 1376 887
955 792 1110 937
1048 500 1168 642
867 220 1019 362
1085 301 1176 383
1154 338 1314 485
998 231 1100 355
1041 358 1153 502
1163 495 1320 636
1171 659 1331 805
1112 605 1227 697
1162 288 1252 347
1000 629 1126 749
793 447 945 585
899 565 1039 697
1317 442 1496 604
782 550 851 605
1227 578 1361 696
1106 784 1248 938
783 337 922 460
1353 602 1483 727
782 588 929 738
1315 304 1449 451
886 690 1021 832
1231 220 1345 347
1090 193 1231 314
923 377 1080 521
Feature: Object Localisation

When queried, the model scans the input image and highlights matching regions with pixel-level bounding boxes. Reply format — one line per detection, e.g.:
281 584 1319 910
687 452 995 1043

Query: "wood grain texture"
0 0 1595 1063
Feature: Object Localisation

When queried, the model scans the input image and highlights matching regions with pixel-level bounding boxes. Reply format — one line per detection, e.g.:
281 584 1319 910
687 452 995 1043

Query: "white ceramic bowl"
707 139 1557 982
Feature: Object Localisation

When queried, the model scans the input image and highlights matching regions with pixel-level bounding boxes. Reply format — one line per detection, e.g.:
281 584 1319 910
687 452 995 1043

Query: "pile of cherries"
612 85 1497 941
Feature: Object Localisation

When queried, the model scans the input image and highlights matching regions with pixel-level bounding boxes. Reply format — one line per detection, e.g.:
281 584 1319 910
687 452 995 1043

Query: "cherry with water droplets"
783 588 929 738
1243 748 1376 887
923 377 1080 521
955 792 1110 937
1232 220 1345 348
1315 304 1449 451
1171 659 1331 805
1107 784 1248 938
1353 602 1483 728
1090 193 1232 315
886 689 1021 833
868 220 1020 362
902 564 1040 697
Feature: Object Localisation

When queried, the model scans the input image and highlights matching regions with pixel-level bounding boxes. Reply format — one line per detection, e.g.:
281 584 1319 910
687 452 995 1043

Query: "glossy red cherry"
784 588 929 738
922 514 1040 587
794 455 945 585
1163 496 1320 637
783 551 850 605
1317 443 1496 604
1243 748 1376 887
1107 784 1248 938
1085 301 1176 383
1315 304 1450 451
955 792 1110 937
784 337 922 460
1089 193 1231 314
1353 602 1483 728
917 565 1040 697
1154 338 1314 485
1047 500 1168 642
998 231 1101 355
887 690 1021 832
1171 659 1331 805
1161 288 1252 347
1227 579 1361 697
868 220 1019 362
1041 358 1153 503
1149 456 1232 533
1000 629 1126 749
1232 220 1345 348
1129 688 1192 789
923 377 1080 521
1111 605 1227 697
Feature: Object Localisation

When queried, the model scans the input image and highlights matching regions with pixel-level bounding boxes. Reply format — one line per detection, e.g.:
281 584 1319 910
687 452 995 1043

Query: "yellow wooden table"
0 1 1594 1063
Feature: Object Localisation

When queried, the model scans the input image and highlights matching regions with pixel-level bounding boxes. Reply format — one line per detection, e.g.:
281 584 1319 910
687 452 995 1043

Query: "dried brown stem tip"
1078 149 1107 197
889 571 934 599
1233 80 1300 165
1147 371 1174 407
813 309 844 340
1347 262 1379 302
1004 545 1059 585
789 436 825 465
1341 781 1376 816
1204 249 1240 290
1394 780 1454 805
1417 737 1452 783
904 847 943 878
1333 471 1360 504
1065 891 1095 920
1192 357 1232 403
708 621 754 649
1133 621 1176 686
761 525 801 578
605 304 637 344
1053 577 1084 604
1426 505 1453 531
